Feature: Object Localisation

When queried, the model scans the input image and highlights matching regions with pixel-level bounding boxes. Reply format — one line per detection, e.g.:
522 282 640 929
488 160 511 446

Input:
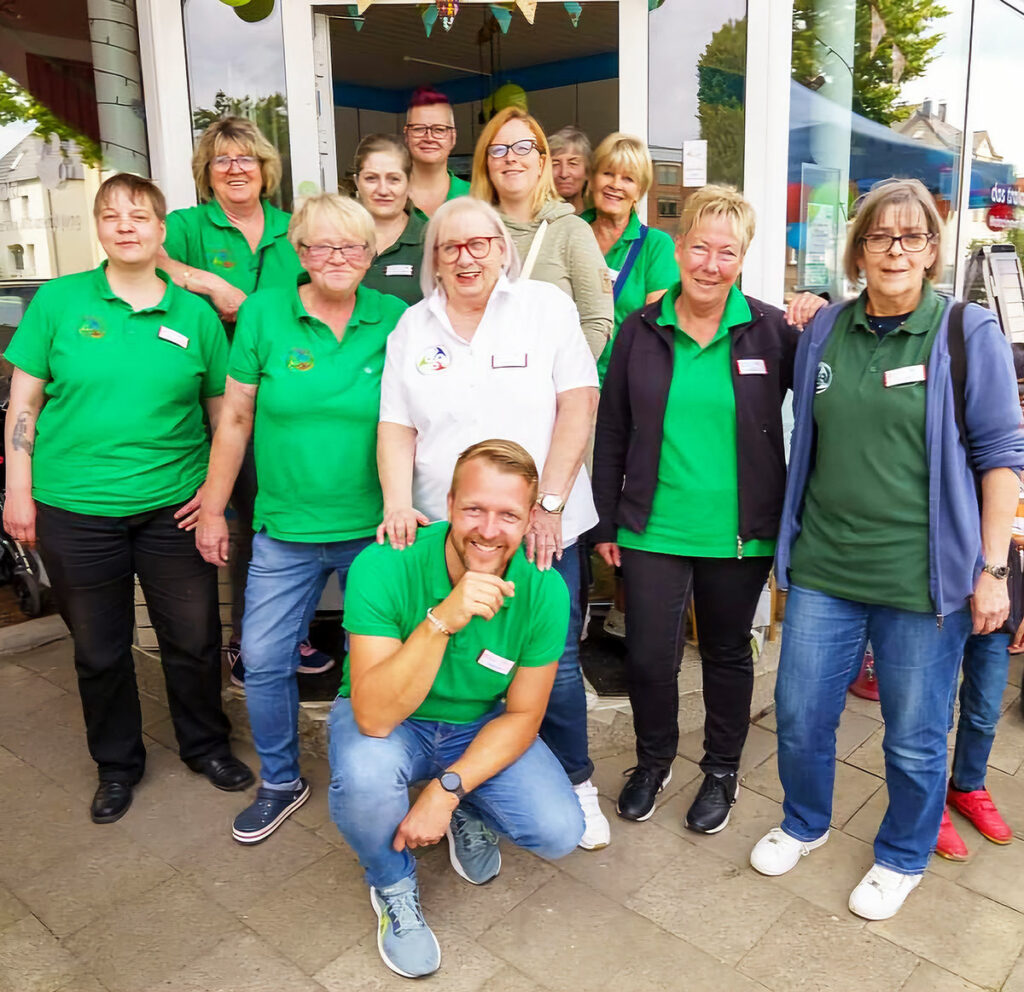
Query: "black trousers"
36 501 232 784
228 442 258 639
620 548 773 776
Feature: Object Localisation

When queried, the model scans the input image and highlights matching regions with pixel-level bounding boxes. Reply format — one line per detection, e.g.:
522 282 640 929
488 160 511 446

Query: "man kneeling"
328 439 585 979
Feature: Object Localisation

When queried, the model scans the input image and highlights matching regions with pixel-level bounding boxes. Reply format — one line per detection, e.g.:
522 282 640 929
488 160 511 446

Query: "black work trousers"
36 501 232 784
620 548 772 776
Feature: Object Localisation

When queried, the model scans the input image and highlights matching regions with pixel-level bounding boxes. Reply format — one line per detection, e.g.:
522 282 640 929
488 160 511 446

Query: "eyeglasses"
859 232 936 254
486 139 540 159
211 155 260 172
404 124 455 139
436 236 504 263
300 242 372 263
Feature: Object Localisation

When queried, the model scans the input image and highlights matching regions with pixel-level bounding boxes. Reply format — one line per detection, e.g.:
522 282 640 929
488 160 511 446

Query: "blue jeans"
241 530 371 784
540 542 593 785
775 585 972 874
327 697 584 889
950 631 1011 792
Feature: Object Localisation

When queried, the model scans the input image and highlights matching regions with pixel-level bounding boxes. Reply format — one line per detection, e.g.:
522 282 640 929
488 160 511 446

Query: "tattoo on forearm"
12 411 33 455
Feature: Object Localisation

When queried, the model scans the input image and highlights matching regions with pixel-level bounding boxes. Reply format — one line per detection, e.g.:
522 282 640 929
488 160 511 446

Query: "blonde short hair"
420 197 521 296
470 107 559 215
590 133 654 199
677 184 756 254
288 193 377 254
450 438 539 503
844 178 943 284
192 117 282 202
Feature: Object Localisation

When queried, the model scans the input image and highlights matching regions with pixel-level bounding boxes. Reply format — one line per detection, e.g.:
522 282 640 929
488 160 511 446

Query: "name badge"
491 353 528 369
607 267 621 285
158 326 189 349
736 358 767 375
477 649 515 676
883 364 927 387
385 264 414 277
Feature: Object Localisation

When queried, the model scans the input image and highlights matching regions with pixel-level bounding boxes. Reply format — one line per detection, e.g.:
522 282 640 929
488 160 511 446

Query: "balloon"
235 0 274 22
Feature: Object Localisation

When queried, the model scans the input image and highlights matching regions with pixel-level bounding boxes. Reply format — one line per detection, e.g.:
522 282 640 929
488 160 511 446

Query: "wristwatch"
438 770 465 799
983 562 1010 580
536 493 566 514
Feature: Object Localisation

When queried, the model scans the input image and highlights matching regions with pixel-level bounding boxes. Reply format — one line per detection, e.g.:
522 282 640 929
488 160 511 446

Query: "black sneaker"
685 772 738 834
616 765 672 821
226 640 245 687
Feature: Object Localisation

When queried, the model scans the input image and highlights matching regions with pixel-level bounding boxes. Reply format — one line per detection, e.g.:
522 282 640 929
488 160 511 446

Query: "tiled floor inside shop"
4 637 1024 991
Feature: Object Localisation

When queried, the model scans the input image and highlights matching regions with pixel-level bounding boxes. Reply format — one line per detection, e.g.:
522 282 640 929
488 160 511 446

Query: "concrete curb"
0 615 69 656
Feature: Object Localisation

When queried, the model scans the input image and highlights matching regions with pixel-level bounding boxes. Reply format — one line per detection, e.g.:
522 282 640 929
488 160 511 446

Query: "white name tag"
491 353 528 369
158 326 189 349
385 264 414 277
736 358 767 375
883 364 927 387
477 649 515 676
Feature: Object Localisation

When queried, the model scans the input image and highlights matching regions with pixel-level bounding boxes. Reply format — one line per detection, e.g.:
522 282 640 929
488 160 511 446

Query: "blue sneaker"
231 779 310 845
446 807 501 885
297 638 335 675
370 876 441 978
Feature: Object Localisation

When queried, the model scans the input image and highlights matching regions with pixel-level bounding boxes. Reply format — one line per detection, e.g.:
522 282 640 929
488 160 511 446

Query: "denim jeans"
327 697 584 889
241 530 371 784
950 631 1011 792
775 584 971 874
539 542 594 785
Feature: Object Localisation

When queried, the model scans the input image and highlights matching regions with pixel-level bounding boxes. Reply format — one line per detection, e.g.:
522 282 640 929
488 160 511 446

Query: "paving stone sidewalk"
4 638 1024 992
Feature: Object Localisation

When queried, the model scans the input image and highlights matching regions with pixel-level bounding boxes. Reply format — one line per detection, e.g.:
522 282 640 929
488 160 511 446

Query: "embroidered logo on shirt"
207 249 235 270
815 361 833 394
286 348 315 371
78 317 105 339
416 345 451 374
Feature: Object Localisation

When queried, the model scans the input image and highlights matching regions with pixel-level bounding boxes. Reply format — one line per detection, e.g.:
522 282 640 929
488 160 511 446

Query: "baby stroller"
0 371 50 617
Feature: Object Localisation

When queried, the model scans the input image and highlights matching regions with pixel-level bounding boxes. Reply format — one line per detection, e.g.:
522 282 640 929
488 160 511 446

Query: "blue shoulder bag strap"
612 225 648 303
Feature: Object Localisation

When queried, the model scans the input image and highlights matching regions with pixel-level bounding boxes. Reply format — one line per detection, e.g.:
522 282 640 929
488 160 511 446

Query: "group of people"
6 83 1024 981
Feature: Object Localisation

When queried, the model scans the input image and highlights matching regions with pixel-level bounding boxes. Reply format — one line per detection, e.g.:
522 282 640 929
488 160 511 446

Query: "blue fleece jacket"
775 294 1024 619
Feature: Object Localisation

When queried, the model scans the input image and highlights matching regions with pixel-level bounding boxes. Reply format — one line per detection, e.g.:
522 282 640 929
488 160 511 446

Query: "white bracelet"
425 607 452 636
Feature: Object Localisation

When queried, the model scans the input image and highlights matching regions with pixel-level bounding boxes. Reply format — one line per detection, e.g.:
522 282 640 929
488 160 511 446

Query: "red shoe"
947 787 1013 844
848 652 880 701
935 807 969 861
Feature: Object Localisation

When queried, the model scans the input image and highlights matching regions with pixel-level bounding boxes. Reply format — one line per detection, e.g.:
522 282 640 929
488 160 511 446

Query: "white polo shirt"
380 275 599 544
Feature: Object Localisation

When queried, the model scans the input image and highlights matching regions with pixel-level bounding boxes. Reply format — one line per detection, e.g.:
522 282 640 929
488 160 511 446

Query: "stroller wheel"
14 572 42 618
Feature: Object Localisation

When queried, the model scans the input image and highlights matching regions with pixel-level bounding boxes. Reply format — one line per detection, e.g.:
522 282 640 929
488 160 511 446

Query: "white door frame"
282 0 649 204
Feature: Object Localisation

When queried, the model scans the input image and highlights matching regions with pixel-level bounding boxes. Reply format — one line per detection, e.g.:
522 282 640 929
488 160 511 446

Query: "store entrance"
324 3 619 188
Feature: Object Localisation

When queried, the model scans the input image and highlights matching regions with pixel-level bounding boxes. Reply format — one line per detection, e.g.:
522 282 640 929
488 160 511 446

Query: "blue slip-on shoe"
370 876 441 978
446 807 501 885
231 779 310 845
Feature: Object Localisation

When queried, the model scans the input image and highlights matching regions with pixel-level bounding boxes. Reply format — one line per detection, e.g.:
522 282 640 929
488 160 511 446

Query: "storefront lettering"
0 215 83 233
990 184 1024 207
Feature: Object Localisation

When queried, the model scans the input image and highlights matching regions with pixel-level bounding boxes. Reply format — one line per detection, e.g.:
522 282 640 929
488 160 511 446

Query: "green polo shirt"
338 521 569 724
361 211 426 305
164 199 303 305
582 209 678 384
5 263 227 516
617 284 775 559
410 171 471 222
228 278 407 542
789 283 942 612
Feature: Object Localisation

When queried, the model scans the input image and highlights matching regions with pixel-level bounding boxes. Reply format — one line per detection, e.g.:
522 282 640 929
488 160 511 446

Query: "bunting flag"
515 0 537 24
437 0 458 29
490 4 513 32
869 4 886 56
346 4 366 30
564 1 582 26
356 0 374 13
648 0 666 9
421 4 437 36
891 42 906 84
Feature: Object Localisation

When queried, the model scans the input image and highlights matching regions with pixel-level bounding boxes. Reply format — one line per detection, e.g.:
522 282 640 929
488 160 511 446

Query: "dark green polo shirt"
5 263 227 516
361 211 426 305
164 199 303 304
410 171 471 222
789 282 943 612
618 284 775 559
339 521 569 724
581 209 678 384
228 278 407 542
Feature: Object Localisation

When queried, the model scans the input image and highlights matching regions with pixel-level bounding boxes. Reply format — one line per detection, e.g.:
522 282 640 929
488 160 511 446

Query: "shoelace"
962 792 998 814
451 811 498 852
382 887 427 935
863 867 904 893
623 766 664 790
763 827 793 847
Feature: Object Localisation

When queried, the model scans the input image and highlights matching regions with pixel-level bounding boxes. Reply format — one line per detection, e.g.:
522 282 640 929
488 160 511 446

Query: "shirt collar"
655 283 751 343
93 260 174 313
428 523 524 610
852 281 938 336
426 272 514 329
289 273 381 327
205 198 286 251
398 209 427 246
580 208 641 252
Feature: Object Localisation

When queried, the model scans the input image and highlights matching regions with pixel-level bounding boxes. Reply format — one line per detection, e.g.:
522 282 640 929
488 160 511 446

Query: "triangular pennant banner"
564 1 582 26
869 4 886 56
490 4 512 32
421 4 437 36
515 0 537 24
355 0 374 12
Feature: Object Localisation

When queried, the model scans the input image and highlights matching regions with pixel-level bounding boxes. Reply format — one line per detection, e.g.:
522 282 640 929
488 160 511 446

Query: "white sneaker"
573 779 611 850
750 826 829 876
848 864 922 920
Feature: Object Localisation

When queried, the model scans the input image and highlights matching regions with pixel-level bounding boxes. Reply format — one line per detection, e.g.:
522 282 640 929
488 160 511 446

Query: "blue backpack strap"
612 225 648 303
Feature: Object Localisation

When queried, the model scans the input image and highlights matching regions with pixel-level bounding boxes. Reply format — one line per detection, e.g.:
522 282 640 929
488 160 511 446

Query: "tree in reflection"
696 18 745 188
0 73 101 166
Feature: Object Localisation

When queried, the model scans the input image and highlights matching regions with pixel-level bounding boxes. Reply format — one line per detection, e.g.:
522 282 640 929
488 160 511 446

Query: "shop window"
656 164 681 186
0 1 149 280
658 198 680 219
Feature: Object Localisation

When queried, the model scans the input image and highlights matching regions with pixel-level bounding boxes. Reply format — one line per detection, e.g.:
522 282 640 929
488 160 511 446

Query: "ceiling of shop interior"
328 3 617 89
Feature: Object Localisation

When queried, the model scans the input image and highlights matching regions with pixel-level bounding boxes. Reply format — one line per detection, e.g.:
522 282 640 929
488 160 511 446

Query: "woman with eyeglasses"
375 196 609 851
160 117 308 684
196 194 408 845
404 86 470 220
749 178 1024 922
470 107 612 362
